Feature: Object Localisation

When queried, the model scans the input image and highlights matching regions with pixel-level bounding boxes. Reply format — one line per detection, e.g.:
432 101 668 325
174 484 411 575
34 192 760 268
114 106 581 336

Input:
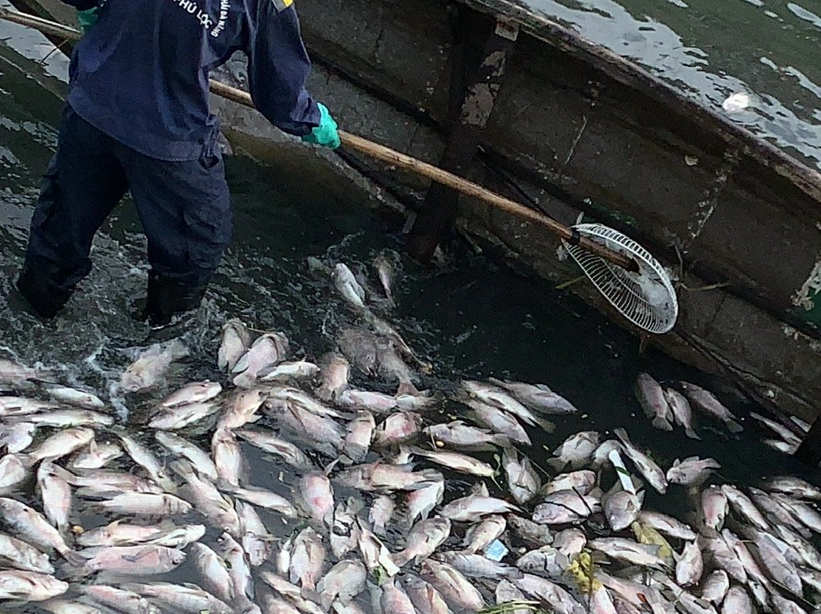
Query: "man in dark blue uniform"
15 0 340 326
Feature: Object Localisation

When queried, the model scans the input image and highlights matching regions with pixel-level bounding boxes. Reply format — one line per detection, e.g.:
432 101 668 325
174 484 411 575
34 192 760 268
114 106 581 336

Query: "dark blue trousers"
18 105 231 318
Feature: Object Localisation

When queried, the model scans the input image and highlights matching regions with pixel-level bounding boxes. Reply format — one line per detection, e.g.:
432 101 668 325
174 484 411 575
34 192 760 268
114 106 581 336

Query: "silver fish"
553 528 587 559
333 262 367 309
666 457 720 486
761 476 821 500
720 484 769 530
0 570 68 601
216 531 254 603
68 440 122 471
358 517 400 576
462 380 555 431
123 582 233 614
336 462 439 493
679 382 742 433
235 428 313 470
637 511 696 540
748 487 808 535
43 383 105 410
720 587 752 614
404 574 452 614
488 377 578 415
0 422 35 454
613 429 667 494
331 498 363 559
229 484 299 520
407 477 445 524
425 420 509 451
148 400 221 430
370 494 396 537
513 573 584 614
675 540 703 586
772 493 821 533
544 470 596 496
588 537 669 568
437 550 523 579
0 532 54 574
77 545 186 575
118 434 177 493
265 398 345 456
212 426 247 487
236 500 274 566
774 524 821 571
38 600 113 614
0 498 81 564
420 559 485 612
373 250 399 306
232 332 289 388
743 527 802 595
393 517 452 566
290 527 327 590
701 486 728 531
218 318 253 372
0 358 48 385
18 408 114 428
502 446 542 504
548 431 600 471
373 411 422 447
337 389 399 414
439 493 518 522
94 492 192 516
508 515 554 548
78 584 164 614
770 594 808 614
120 339 188 392
190 542 235 604
345 410 376 463
217 388 266 430
532 489 601 525
37 461 72 535
0 453 27 494
317 559 367 610
467 399 531 446
664 388 699 439
159 380 222 408
603 488 644 532
515 545 569 577
696 530 746 584
316 352 351 401
171 460 241 536
414 446 495 478
635 373 673 431
698 570 729 605
749 412 802 446
462 515 507 554
379 577 418 614
155 431 218 481
26 427 95 463
298 472 334 529
258 360 320 382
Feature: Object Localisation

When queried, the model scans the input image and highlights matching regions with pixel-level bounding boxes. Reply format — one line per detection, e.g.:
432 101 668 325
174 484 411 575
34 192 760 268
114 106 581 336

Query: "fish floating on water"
0 259 817 614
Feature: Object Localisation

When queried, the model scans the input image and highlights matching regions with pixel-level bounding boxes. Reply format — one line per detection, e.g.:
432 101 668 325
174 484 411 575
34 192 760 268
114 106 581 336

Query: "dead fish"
26 427 95 463
0 453 27 494
190 542 236 604
264 398 345 456
548 431 600 471
37 461 72 535
155 431 218 481
123 582 233 614
393 517 452 566
370 495 396 537
406 477 445 524
613 428 667 494
532 490 601 525
76 545 186 576
333 262 367 309
588 538 669 568
666 457 720 486
374 337 421 396
316 352 351 401
345 410 376 462
215 532 254 603
235 428 313 470
544 470 596 496
701 486 728 531
761 475 821 500
603 487 644 532
698 570 729 605
462 380 555 432
357 518 399 577
336 462 439 493
508 515 554 548
373 411 421 447
317 559 367 610
720 484 769 530
159 380 222 408
513 573 584 614
675 540 703 586
412 446 495 478
679 382 742 433
212 426 247 487
462 515 507 554
771 494 821 533
258 360 320 382
232 332 289 388
664 388 700 439
148 400 221 430
419 559 486 612
68 440 123 471
290 527 327 591
78 584 164 614
501 447 542 505
437 551 523 580
120 339 188 393
42 383 105 410
0 422 35 454
227 485 298 518
467 399 531 446
171 460 241 536
0 358 50 385
515 545 569 578
298 472 334 530
218 319 253 372
635 373 673 431
118 433 177 493
637 511 696 540
720 586 752 614
330 498 363 559
217 388 266 430
439 494 518 522
404 574 452 614
0 532 54 574
94 493 193 516
336 389 399 414
0 570 68 601
749 412 802 446
373 251 399 306
488 377 578 415
425 420 509 451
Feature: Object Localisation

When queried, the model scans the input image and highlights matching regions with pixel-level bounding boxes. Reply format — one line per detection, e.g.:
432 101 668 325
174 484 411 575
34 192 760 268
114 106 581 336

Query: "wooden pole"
1 6 638 272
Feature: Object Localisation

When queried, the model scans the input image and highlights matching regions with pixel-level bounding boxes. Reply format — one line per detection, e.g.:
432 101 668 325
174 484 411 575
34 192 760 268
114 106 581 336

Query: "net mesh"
563 223 678 334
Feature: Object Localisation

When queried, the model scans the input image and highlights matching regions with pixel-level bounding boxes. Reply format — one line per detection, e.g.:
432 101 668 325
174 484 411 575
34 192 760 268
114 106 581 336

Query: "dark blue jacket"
62 0 321 160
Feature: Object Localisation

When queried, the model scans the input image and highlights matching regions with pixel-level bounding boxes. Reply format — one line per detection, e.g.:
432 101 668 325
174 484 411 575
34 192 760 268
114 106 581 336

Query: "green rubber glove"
76 7 99 34
301 102 341 149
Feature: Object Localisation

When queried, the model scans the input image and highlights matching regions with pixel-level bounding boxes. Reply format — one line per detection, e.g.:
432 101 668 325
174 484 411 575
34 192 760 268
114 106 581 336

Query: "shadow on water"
1 19 820 614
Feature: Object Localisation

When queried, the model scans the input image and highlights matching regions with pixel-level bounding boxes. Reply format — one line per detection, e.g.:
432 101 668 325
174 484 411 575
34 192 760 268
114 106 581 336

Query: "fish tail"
396 381 420 397
726 419 744 434
534 416 556 433
684 427 701 440
651 416 674 431
61 549 88 568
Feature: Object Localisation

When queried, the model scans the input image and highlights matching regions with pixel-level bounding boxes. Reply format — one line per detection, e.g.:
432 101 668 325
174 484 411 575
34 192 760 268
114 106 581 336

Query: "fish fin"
684 427 701 440
613 428 630 445
62 549 88 568
534 416 556 433
726 419 743 434
546 457 567 471
651 416 674 431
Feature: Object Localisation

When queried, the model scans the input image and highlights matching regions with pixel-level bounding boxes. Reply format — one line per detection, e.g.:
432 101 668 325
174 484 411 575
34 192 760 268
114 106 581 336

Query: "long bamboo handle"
1 6 638 271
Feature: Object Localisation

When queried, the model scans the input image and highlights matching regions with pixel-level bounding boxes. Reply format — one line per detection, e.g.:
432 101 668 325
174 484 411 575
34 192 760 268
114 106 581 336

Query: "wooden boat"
8 0 821 441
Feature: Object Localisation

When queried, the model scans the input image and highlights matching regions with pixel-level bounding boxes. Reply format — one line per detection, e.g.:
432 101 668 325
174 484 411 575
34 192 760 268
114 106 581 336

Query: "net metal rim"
562 223 679 334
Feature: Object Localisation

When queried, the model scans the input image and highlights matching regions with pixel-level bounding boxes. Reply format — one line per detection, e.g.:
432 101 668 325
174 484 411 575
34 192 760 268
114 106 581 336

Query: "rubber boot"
14 266 73 319
143 274 208 328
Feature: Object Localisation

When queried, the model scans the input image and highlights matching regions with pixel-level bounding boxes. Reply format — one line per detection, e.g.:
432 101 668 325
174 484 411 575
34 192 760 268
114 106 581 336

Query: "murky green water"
1 6 820 612
521 0 821 169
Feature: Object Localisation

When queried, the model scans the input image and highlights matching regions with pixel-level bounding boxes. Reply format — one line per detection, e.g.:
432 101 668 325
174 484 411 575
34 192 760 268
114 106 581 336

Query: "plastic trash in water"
484 539 509 561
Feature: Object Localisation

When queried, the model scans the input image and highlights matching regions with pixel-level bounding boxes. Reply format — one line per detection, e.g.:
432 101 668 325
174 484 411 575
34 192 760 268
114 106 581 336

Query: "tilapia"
370 495 396 537
675 540 703 586
290 527 327 590
78 584 164 614
697 530 746 583
316 352 351 401
218 318 253 372
420 559 486 612
637 511 696 540
721 586 752 614
749 412 802 446
148 400 221 430
232 332 289 388
373 411 421 447
118 433 177 493
532 489 601 525
159 380 222 408
701 486 728 531
698 570 729 605
43 383 106 409
264 398 345 456
462 515 507 554
488 377 578 415
333 262 367 309
345 410 376 462
462 380 555 431
357 518 399 576
613 429 667 494
588 537 669 568
502 446 542 504
0 422 35 453
635 373 673 431
317 559 367 610
336 462 439 493
0 532 54 574
679 382 742 433
761 475 821 500
259 360 320 382
425 420 509 451
120 339 188 392
155 431 218 480
438 551 523 580
37 461 72 535
414 446 495 478
508 515 554 548
513 573 585 614
94 492 193 516
373 250 399 306
393 517 451 566
26 427 95 463
212 426 247 487
720 484 769 530
77 545 186 576
604 487 644 532
190 542 235 604
0 498 81 565
0 453 27 494
544 470 596 496
439 494 518 522
216 531 254 602
666 457 720 486
68 440 123 471
235 428 313 470
404 574 452 614
171 460 241 536
298 472 334 529
217 388 266 430
0 570 68 601
337 389 399 414
664 388 700 439
122 582 233 614
331 498 363 559
406 477 445 524
236 500 273 566
548 431 600 470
